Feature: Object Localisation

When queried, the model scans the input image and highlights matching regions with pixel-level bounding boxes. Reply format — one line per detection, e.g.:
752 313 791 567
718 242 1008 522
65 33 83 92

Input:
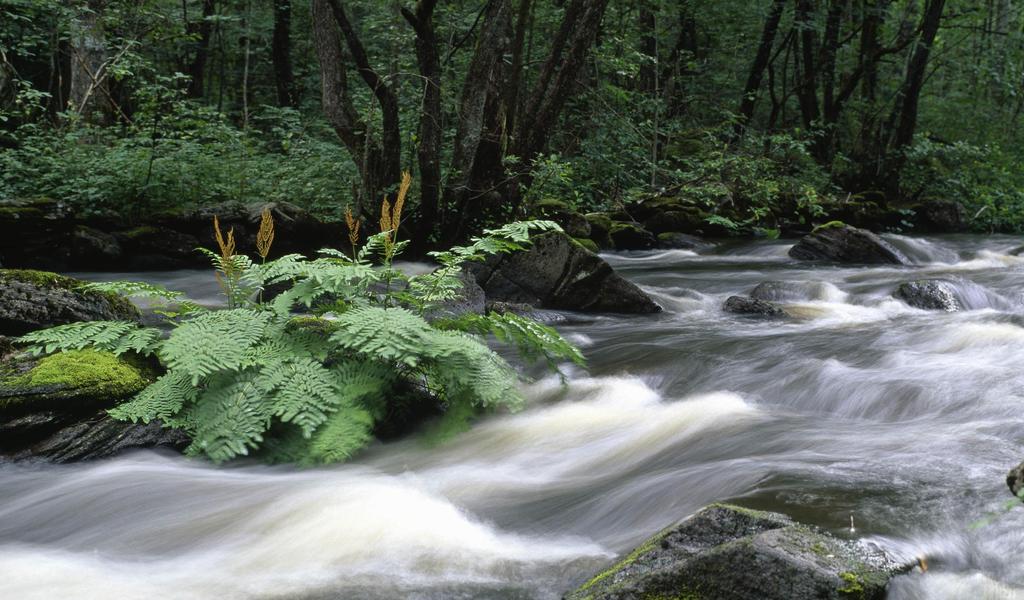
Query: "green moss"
118 226 160 239
0 269 79 288
812 220 847 233
535 198 572 211
585 212 613 230
838 571 865 598
0 350 155 410
573 237 599 253
608 220 643 234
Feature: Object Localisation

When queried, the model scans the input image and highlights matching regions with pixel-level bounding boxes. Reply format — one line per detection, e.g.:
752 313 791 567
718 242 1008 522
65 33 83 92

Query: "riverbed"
2 234 1023 599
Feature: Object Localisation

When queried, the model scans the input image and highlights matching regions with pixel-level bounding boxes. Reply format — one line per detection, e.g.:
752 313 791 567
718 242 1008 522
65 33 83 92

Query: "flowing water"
3 235 1024 599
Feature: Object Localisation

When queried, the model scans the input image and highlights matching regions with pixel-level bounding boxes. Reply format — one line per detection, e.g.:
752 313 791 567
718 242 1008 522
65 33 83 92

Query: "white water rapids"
3 234 1024 599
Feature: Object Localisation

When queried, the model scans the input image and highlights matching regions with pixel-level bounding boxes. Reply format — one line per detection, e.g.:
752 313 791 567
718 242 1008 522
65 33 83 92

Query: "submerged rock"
1008 461 1024 500
893 280 962 312
751 281 821 303
469 232 661 314
0 349 186 462
723 295 786 317
0 269 140 336
566 504 910 600
789 223 910 265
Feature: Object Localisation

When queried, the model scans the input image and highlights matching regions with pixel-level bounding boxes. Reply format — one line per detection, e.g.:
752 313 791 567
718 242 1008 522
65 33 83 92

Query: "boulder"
789 223 910 265
1007 461 1024 500
585 213 614 249
723 295 786 317
70 225 123 267
468 232 660 314
0 269 141 336
566 504 911 600
893 280 962 312
0 349 187 462
535 199 592 239
609 221 657 250
750 280 837 303
658 232 714 252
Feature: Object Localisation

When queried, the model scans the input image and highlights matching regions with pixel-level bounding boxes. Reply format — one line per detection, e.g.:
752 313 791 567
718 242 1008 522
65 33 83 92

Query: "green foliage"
19 220 584 465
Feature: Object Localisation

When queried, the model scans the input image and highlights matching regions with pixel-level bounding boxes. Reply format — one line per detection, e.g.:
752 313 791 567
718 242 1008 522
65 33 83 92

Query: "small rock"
913 200 966 233
1008 461 1024 500
723 295 786 317
789 223 910 265
566 503 911 600
893 280 962 312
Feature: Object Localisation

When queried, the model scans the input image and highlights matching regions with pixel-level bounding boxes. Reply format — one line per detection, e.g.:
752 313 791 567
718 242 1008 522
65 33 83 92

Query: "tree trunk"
271 0 297 107
793 0 820 131
68 1 108 122
733 0 788 139
187 0 215 98
400 0 442 240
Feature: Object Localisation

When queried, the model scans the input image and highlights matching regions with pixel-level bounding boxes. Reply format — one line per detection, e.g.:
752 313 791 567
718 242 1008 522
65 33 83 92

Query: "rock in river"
723 295 786 317
0 269 140 336
566 503 911 600
789 223 910 265
1008 461 1024 500
893 280 962 312
0 349 187 462
469 232 661 314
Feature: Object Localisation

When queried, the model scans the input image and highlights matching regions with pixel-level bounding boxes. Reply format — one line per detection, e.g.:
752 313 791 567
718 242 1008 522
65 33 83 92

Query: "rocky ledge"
566 504 911 600
0 349 187 462
0 269 140 336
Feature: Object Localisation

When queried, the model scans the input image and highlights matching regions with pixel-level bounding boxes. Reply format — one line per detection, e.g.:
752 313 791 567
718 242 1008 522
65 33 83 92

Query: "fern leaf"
109 371 197 424
159 309 271 384
19 321 162 356
187 373 271 462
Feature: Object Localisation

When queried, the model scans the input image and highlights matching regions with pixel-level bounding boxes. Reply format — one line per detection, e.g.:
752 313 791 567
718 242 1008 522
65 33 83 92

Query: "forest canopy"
1 0 1023 238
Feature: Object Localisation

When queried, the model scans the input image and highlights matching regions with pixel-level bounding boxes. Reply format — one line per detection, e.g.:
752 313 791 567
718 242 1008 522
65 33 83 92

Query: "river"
1 234 1023 599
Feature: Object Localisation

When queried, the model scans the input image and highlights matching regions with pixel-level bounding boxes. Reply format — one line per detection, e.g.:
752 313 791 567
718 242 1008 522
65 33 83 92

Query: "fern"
16 216 583 465
79 281 206 317
20 321 163 356
159 309 271 384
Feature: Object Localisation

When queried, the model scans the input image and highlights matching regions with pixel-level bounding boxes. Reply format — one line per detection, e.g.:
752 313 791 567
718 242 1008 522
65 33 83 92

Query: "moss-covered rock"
0 349 187 462
0 349 156 414
585 213 615 249
573 237 600 253
566 504 911 600
0 269 140 336
608 221 657 250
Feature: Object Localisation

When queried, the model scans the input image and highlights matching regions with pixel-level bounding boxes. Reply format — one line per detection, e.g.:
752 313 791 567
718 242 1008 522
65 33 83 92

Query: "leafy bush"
20 205 583 464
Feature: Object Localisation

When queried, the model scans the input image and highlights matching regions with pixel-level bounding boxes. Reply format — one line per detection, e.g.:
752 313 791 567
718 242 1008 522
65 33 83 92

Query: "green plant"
18 211 582 465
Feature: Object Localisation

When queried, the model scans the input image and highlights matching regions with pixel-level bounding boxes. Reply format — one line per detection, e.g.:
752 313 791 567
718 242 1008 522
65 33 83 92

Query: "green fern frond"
159 309 271 384
80 281 206 316
20 321 162 356
109 371 197 424
305 404 376 464
438 312 585 371
255 357 342 436
187 373 271 462
330 306 435 367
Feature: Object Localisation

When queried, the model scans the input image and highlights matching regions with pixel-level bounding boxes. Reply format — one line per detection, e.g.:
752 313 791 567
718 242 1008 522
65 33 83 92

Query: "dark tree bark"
400 0 441 240
638 1 657 93
312 0 401 216
271 0 297 107
514 0 611 176
186 0 215 98
793 0 821 130
733 0 788 138
505 0 533 137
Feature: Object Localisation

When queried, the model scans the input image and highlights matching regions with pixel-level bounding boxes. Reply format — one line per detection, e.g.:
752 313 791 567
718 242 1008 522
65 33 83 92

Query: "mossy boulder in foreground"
566 504 911 600
0 350 187 462
0 269 140 336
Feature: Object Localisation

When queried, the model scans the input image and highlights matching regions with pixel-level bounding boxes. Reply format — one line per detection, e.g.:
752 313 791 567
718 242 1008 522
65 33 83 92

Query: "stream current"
2 234 1024 599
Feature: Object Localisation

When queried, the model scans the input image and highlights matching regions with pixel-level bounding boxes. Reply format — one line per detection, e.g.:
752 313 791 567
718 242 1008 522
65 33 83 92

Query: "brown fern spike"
256 207 275 261
212 215 237 296
391 171 412 231
344 207 361 259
